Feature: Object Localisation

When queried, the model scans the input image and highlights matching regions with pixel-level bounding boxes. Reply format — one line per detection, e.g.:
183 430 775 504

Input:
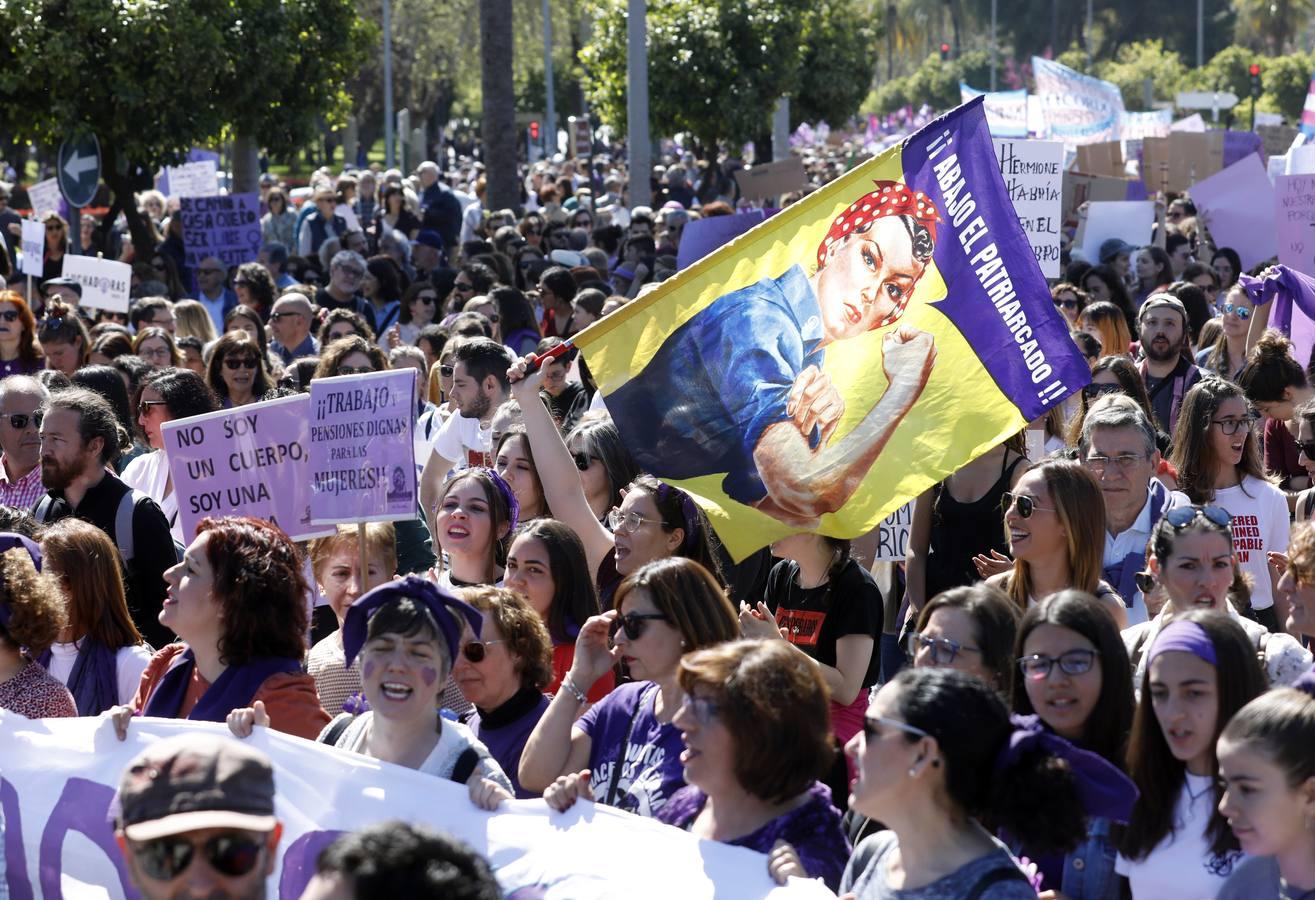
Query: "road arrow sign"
1176 91 1240 111
57 133 101 208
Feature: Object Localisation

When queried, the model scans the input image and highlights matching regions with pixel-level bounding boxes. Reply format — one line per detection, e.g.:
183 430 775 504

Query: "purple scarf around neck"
142 646 302 723
38 639 119 716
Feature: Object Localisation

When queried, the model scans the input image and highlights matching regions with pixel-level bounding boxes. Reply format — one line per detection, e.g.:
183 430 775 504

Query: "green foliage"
861 51 989 117
1258 52 1315 121
792 0 880 128
1094 40 1187 111
1055 46 1092 75
583 0 812 150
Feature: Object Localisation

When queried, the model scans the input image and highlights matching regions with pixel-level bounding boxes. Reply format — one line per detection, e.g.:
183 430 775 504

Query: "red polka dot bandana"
816 180 941 270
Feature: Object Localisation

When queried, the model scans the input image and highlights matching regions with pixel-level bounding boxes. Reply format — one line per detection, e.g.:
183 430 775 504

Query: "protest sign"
308 369 418 524
179 193 261 271
960 83 1029 137
1275 175 1315 277
1142 132 1224 193
1119 109 1173 141
573 97 1090 560
59 255 131 313
1288 144 1315 176
162 392 333 543
994 138 1063 277
0 713 828 900
25 178 61 218
1032 57 1125 144
676 210 769 270
1190 155 1277 272
1062 172 1139 223
1081 201 1155 261
873 502 913 561
1074 141 1123 177
734 158 808 202
19 220 44 277
1171 114 1207 133
165 158 220 198
1259 123 1302 158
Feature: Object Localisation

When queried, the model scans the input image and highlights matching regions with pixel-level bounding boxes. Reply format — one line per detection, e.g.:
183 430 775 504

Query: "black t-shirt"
764 557 884 686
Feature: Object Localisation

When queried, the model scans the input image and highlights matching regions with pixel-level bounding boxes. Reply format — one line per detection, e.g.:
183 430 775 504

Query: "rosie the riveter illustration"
608 181 942 528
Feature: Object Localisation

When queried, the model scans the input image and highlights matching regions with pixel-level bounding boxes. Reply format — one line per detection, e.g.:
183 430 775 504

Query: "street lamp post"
383 0 394 167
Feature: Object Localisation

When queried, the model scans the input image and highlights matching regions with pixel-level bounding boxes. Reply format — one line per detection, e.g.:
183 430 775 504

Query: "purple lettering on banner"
2 778 34 900
278 829 346 898
38 777 132 896
180 192 262 272
163 393 333 542
308 370 418 525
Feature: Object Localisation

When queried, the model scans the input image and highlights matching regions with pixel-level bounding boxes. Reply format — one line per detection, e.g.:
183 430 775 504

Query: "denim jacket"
1060 816 1121 900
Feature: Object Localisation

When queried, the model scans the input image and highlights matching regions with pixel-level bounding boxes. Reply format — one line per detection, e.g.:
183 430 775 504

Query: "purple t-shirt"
577 680 685 817
656 782 851 891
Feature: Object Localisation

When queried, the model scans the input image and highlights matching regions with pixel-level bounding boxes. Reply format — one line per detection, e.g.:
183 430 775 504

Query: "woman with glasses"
986 459 1128 627
131 326 182 370
233 577 514 810
563 417 641 525
206 331 273 408
122 369 219 546
1123 505 1310 689
741 531 882 800
146 252 187 302
260 187 297 249
1196 285 1254 381
452 586 554 798
522 557 739 816
222 304 279 372
1171 377 1290 631
907 583 1020 694
1117 611 1266 897
311 335 387 382
534 336 587 432
503 518 611 700
1077 301 1133 359
652 639 850 891
0 291 42 376
305 523 397 715
232 262 276 321
362 256 403 337
1239 331 1310 494
1050 282 1090 328
316 308 375 347
37 300 89 377
1011 590 1138 897
395 282 439 348
841 667 1095 899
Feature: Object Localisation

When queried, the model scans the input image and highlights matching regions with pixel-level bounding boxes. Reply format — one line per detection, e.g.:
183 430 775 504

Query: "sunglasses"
1001 492 1055 518
197 268 224 276
0 310 19 323
1017 648 1097 681
1299 441 1315 459
224 357 258 370
133 833 264 881
453 282 474 293
415 294 437 305
1081 382 1122 401
439 364 454 378
1053 297 1079 310
610 611 670 641
1222 302 1251 321
905 631 979 666
679 694 720 726
137 400 167 418
338 365 375 376
269 311 303 321
6 412 41 430
862 715 931 742
1164 504 1231 530
572 452 595 472
461 639 506 663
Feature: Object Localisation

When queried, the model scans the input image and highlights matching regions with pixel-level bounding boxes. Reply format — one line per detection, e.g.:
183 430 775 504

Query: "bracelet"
560 674 588 704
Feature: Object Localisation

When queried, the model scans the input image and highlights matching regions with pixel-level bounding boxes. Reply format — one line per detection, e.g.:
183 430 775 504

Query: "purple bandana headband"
340 576 483 669
1147 619 1217 667
656 482 701 551
0 533 43 631
438 467 520 533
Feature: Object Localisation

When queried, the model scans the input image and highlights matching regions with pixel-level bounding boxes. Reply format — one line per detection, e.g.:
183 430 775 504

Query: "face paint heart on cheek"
362 660 376 679
420 666 438 687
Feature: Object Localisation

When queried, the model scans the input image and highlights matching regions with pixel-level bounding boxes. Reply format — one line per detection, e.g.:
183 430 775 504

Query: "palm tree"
884 0 938 79
480 0 519 210
1232 0 1315 53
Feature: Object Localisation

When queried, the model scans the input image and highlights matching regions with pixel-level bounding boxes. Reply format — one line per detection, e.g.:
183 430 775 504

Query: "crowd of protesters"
0 146 1312 900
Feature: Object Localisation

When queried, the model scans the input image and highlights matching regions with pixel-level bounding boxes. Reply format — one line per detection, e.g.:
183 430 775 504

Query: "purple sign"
308 369 418 524
180 192 261 271
161 393 333 543
676 211 768 270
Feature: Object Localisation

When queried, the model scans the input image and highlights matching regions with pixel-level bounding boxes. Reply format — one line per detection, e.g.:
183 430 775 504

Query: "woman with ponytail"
1238 330 1310 493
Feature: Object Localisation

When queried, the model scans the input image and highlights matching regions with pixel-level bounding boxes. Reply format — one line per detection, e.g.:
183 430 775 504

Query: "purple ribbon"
1237 265 1315 337
1292 664 1315 699
340 576 483 669
483 467 520 532
656 482 702 552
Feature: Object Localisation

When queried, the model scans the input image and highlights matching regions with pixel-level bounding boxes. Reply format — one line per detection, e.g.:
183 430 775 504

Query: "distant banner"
165 158 220 199
961 84 1029 138
1032 57 1125 144
0 714 831 899
25 178 62 218
19 220 44 278
1301 73 1315 137
993 138 1063 277
1119 109 1173 141
162 393 333 543
309 369 418 524
180 193 261 272
59 255 131 313
573 97 1090 560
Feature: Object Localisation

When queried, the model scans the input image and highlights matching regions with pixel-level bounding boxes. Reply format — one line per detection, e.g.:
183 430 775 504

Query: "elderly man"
1136 294 1201 435
192 256 238 333
114 734 283 900
0 375 46 510
269 292 318 365
1078 394 1187 625
320 250 377 332
417 161 462 249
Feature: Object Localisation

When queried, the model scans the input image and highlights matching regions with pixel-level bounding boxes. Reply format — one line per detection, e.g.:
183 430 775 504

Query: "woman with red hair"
0 290 43 376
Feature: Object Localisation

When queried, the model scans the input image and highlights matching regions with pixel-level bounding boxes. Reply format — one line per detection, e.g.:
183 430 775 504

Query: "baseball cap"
1139 293 1188 323
42 276 82 298
414 229 444 251
1099 238 1136 264
115 734 277 841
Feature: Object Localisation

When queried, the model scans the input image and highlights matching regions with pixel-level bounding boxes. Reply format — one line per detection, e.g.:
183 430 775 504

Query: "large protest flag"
571 98 1089 561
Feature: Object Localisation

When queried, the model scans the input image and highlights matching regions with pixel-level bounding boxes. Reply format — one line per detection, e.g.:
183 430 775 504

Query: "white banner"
1032 57 1125 145
58 255 131 313
0 713 833 899
993 138 1063 277
164 160 220 199
961 84 1029 138
25 179 61 219
19 220 44 278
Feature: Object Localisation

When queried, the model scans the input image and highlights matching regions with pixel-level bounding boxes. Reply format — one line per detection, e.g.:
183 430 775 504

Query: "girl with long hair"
1077 301 1133 359
1238 330 1310 492
1082 266 1138 337
206 331 274 407
132 326 182 370
1132 246 1173 308
0 291 43 376
433 468 518 591
564 416 641 523
1051 282 1089 327
1196 285 1254 381
0 536 76 718
494 427 550 522
1170 377 1289 631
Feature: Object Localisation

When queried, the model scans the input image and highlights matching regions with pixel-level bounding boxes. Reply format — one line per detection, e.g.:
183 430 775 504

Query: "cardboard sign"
1276 175 1315 277
25 177 61 218
165 158 220 198
873 502 913 561
1074 141 1123 177
180 193 262 271
1288 144 1315 176
308 369 418 524
994 138 1064 277
1063 172 1138 223
1259 123 1302 159
733 157 807 202
1081 201 1155 261
19 220 44 277
1141 132 1224 193
162 393 334 543
59 255 131 313
1190 155 1277 272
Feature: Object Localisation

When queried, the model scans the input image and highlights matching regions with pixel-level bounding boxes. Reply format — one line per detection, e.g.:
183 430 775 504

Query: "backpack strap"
450 747 481 785
319 712 357 746
115 489 138 564
963 866 1031 900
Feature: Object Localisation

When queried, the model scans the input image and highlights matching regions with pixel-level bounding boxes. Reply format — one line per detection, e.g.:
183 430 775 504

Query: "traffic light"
529 120 540 141
1249 63 1262 97
940 42 951 61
